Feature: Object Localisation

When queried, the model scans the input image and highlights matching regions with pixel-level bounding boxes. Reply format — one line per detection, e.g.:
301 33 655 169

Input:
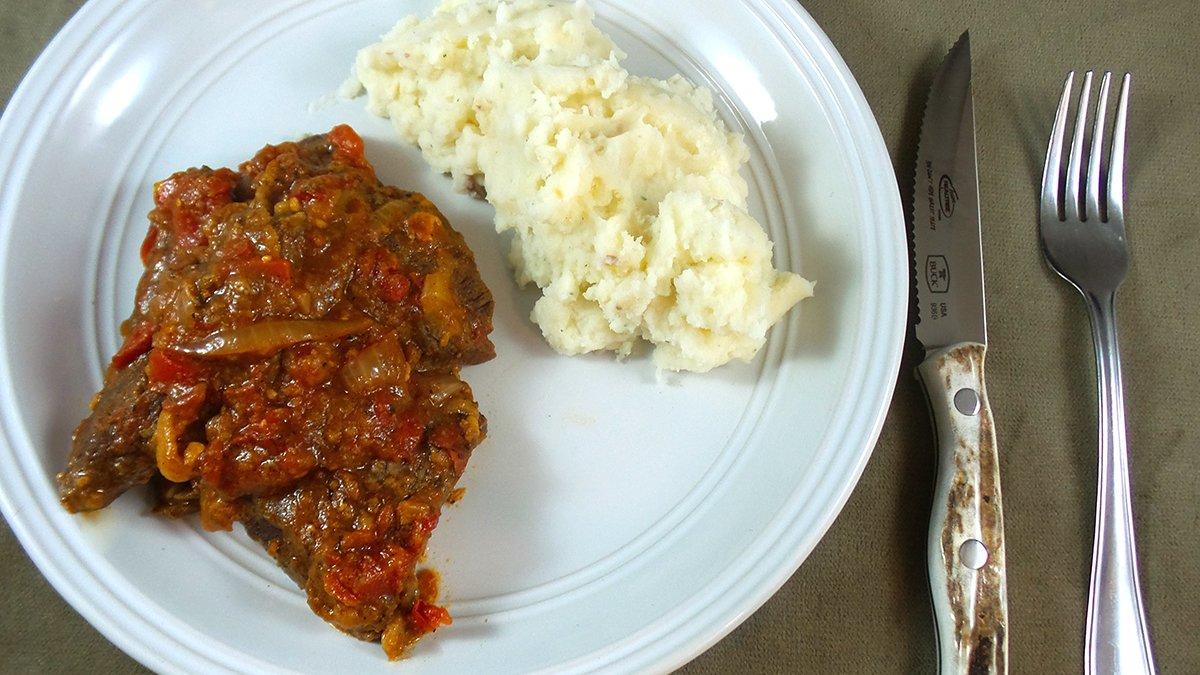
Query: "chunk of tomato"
408 600 452 635
147 349 202 386
328 124 367 168
139 226 159 264
241 258 293 285
110 322 155 370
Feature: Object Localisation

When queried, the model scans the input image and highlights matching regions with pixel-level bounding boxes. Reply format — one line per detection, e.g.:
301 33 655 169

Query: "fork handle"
918 343 1009 675
1084 292 1157 674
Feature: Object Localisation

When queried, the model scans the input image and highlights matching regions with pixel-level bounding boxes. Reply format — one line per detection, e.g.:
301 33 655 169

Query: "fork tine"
1065 71 1093 221
1107 73 1131 223
1042 71 1075 221
1086 72 1113 222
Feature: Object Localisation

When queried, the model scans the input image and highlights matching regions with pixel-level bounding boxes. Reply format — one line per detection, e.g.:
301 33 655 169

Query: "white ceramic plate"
0 1 904 672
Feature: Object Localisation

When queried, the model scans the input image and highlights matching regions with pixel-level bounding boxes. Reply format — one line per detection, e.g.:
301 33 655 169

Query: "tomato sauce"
59 126 495 658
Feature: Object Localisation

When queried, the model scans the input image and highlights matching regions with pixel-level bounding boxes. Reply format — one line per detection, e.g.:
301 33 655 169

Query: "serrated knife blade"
911 32 1010 675
913 33 987 350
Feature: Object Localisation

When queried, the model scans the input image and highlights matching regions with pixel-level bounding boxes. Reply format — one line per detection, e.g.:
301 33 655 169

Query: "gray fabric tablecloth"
2 0 1197 672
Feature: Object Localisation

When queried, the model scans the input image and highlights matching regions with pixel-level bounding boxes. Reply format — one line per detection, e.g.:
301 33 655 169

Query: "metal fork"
1039 71 1155 674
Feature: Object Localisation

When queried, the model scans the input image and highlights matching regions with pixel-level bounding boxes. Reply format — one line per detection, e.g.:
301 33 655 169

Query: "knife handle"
918 342 1009 675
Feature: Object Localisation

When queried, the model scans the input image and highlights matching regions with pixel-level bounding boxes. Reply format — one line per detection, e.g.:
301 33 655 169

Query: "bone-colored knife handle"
917 342 1009 675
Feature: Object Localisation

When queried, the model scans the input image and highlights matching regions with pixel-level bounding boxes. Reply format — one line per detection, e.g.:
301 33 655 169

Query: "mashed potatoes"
352 0 813 371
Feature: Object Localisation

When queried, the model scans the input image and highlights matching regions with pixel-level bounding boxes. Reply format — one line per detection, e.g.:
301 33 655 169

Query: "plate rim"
0 0 906 672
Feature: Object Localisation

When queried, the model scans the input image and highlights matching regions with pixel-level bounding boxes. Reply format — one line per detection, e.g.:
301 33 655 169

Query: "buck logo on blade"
925 255 949 293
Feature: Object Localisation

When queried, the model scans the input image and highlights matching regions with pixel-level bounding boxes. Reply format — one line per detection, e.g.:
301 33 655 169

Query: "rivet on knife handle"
919 343 1009 675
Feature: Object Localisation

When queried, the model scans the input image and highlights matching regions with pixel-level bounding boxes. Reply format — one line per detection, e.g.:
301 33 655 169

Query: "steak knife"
911 32 1010 675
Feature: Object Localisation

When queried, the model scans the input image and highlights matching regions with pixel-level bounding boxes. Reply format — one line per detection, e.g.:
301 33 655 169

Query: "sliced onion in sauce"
171 285 197 329
154 410 191 482
342 334 411 395
425 373 466 404
292 289 314 315
175 318 373 357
